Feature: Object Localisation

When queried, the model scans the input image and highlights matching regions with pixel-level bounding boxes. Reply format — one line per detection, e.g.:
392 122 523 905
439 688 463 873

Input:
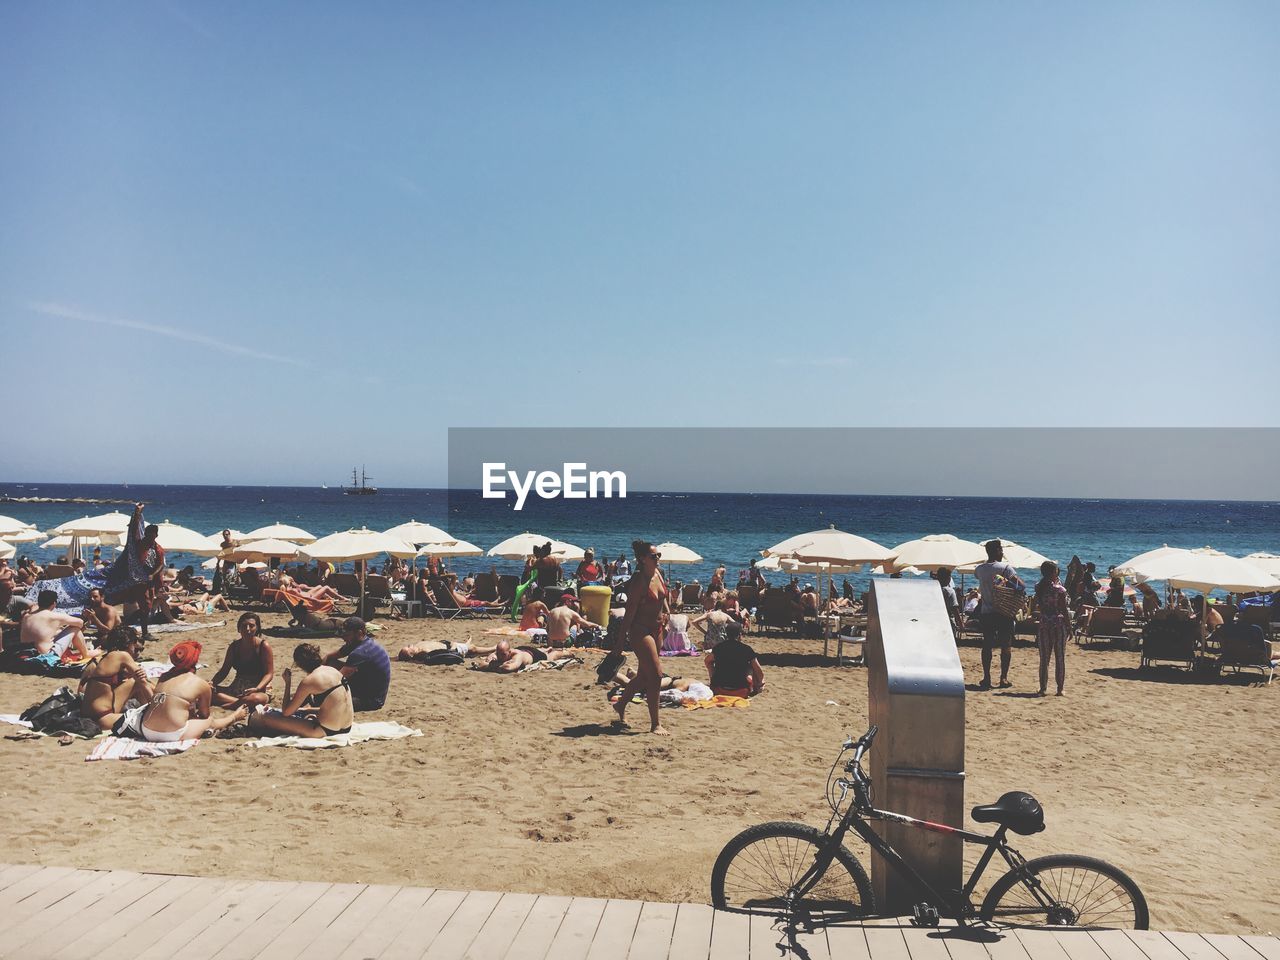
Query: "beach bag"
416 649 464 666
20 687 99 737
991 575 1027 619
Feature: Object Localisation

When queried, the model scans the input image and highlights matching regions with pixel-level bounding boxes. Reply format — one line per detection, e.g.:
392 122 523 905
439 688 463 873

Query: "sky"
2 2 1277 487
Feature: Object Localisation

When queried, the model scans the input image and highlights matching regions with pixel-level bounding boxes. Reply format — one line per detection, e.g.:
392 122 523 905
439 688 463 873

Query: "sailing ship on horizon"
343 467 378 496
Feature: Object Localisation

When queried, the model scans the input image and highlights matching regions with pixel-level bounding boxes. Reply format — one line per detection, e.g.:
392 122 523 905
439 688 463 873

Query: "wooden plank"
54 874 207 959
627 901 678 960
0 864 78 906
0 863 43 893
1162 933 1230 960
303 884 402 960
504 894 573 960
379 888 466 960
134 878 260 960
1090 931 1153 960
1240 939 1280 960
585 898 644 960
936 928 993 960
333 884 434 960
666 903 715 960
749 910 781 959
1202 936 1274 960
1013 929 1073 960
212 881 332 960
545 898 609 960
416 889 501 959
166 879 296 960
825 923 873 960
1051 931 1112 960
1128 931 1191 960
984 929 1033 960
3 867 101 927
866 924 915 960
3 869 148 956
461 891 538 960
901 926 957 960
246 883 365 960
707 908 750 960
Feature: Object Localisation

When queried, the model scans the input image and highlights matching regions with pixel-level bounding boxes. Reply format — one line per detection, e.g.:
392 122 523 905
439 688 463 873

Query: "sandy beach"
0 611 1275 935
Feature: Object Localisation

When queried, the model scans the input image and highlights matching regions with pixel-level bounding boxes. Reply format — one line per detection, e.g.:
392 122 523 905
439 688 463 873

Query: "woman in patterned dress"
1034 560 1072 697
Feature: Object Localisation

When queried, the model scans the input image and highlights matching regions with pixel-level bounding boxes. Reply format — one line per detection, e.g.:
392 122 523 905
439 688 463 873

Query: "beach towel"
249 721 421 750
23 572 107 615
520 655 583 673
682 694 750 710
86 735 200 761
104 509 162 604
146 620 226 635
661 681 714 704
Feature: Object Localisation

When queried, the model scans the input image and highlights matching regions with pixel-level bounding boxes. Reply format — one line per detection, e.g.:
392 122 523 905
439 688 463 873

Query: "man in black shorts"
704 622 765 697
973 540 1025 690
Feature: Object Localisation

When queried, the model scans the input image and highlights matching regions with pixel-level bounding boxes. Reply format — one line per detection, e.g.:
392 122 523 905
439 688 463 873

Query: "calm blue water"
4 482 1277 591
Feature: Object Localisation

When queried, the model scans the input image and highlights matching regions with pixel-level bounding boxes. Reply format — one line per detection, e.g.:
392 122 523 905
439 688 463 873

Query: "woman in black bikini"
614 540 671 735
247 643 353 738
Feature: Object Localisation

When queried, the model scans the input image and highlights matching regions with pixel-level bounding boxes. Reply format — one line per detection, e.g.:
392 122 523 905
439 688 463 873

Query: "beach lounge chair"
427 581 503 620
363 575 399 618
471 572 500 602
1085 606 1130 648
679 583 702 611
326 573 363 603
755 590 797 637
497 575 519 605
1140 617 1199 671
1215 622 1275 683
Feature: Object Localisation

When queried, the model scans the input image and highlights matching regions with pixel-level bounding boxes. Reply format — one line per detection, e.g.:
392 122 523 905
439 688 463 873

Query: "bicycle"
710 725 1148 930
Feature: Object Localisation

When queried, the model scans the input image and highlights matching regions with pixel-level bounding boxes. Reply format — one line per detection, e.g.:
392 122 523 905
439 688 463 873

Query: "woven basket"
991 582 1027 619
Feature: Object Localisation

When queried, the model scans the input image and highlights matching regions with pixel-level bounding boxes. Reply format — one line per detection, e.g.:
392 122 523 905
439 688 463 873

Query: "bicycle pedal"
911 904 940 928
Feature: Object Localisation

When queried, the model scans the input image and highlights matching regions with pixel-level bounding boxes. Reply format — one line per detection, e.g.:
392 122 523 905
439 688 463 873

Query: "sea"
4 482 1277 594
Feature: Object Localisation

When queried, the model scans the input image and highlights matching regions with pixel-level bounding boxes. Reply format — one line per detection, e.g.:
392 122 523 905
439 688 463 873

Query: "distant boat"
321 484 328 489
343 467 378 496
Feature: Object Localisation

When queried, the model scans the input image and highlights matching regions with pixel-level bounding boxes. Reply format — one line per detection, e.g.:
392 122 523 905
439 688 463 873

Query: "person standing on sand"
974 538 1024 690
1034 561 1070 696
104 503 166 641
614 540 670 735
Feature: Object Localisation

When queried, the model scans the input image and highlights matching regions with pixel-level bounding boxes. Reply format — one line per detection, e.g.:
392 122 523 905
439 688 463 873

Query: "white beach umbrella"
956 539 1053 573
0 540 14 560
302 528 417 613
41 534 103 550
244 522 316 544
763 526 895 566
0 515 37 537
654 542 703 565
1242 553 1280 578
51 511 132 537
1160 550 1280 595
1112 545 1195 580
755 555 783 572
488 532 586 562
2 527 44 544
221 538 305 563
889 534 987 573
416 539 484 558
152 521 221 556
384 520 455 546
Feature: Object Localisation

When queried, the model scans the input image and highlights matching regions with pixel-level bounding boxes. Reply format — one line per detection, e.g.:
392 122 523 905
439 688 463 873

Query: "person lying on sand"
78 625 154 730
469 638 580 673
397 638 479 662
20 590 94 661
210 612 274 708
247 643 354 738
114 640 247 741
285 600 344 634
607 665 700 692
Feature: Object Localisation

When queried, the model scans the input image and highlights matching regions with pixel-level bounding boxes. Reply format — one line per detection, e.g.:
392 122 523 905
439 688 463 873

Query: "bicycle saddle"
971 791 1045 835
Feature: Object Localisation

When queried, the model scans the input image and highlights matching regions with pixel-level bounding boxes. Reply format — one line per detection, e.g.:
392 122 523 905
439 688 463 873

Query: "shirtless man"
0 557 15 611
20 590 93 660
472 638 579 673
80 588 122 636
545 595 596 647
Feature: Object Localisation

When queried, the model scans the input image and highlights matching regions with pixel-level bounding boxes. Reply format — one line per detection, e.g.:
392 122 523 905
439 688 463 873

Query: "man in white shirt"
973 540 1025 690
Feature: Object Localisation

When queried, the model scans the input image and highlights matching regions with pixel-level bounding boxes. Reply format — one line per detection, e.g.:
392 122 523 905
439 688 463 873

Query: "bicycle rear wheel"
981 854 1149 929
710 821 874 919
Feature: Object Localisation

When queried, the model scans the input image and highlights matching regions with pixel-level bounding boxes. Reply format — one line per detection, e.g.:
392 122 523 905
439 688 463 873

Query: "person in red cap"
113 639 247 742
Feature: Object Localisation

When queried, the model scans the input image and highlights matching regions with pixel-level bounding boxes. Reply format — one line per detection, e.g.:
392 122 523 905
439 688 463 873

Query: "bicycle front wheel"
710 821 874 919
981 854 1149 929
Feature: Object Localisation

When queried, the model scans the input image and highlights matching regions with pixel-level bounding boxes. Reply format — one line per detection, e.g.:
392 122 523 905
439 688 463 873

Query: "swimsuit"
517 645 548 663
303 679 353 736
140 691 194 742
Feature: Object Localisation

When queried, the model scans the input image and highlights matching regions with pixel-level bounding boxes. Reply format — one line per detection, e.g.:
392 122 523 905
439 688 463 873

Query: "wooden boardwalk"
1 864 1276 960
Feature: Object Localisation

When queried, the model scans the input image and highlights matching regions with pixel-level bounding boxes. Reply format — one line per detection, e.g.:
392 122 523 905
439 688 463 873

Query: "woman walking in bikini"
614 540 671 735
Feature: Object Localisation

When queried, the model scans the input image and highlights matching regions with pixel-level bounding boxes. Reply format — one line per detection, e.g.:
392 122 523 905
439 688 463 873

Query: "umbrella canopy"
383 520 455 546
889 534 987 573
301 528 417 562
1112 545 1192 578
755 556 783 572
763 526 894 566
957 539 1053 573
0 540 14 560
0 515 36 537
152 521 221 556
208 529 250 545
416 539 484 558
221 538 306 562
1242 553 1280 578
41 534 104 550
51 511 132 536
781 558 861 575
487 532 586 562
244 522 316 544
1 527 44 544
654 542 703 565
1117 546 1280 593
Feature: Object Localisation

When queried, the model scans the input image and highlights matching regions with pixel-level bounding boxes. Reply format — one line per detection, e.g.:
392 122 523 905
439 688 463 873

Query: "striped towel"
86 735 200 761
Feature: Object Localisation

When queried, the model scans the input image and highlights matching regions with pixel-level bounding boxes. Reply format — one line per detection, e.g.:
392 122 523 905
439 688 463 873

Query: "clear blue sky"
2 2 1276 486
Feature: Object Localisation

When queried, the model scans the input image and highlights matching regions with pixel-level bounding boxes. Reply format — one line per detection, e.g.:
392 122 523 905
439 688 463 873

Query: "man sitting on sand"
80 587 122 636
545 593 596 646
704 622 764 697
323 617 390 711
20 590 94 661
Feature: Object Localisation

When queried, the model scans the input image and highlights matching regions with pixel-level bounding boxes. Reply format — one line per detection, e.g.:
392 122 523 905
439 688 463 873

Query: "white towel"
85 735 200 761
249 721 422 750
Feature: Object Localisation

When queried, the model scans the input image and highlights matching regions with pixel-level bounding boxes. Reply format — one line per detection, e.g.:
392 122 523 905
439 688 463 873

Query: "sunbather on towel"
78 625 154 730
397 639 478 662
115 641 246 742
470 639 579 673
248 643 354 738
20 590 94 661
210 612 274 708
